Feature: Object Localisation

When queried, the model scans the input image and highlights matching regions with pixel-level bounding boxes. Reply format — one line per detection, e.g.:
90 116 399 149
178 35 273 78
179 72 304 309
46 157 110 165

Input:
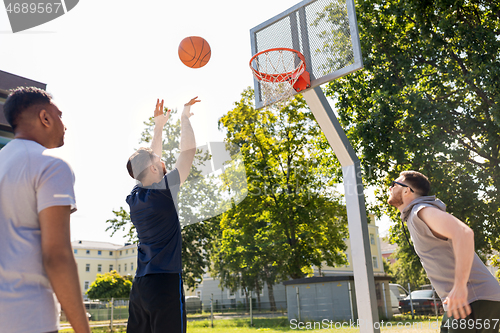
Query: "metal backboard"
250 0 362 109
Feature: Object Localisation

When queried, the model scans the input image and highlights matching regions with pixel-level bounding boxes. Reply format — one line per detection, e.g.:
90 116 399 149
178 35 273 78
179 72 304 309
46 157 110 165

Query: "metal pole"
110 297 114 332
408 283 414 319
303 87 380 333
211 293 214 328
348 281 354 321
432 286 438 317
296 287 301 322
382 283 387 319
250 290 253 326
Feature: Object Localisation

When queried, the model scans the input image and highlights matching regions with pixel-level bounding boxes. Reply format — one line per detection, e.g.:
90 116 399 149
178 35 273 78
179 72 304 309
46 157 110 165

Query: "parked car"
399 289 444 315
185 296 202 313
389 284 408 314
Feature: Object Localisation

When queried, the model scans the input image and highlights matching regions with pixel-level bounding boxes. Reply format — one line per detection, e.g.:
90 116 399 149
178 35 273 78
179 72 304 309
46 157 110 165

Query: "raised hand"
182 96 200 119
154 99 170 128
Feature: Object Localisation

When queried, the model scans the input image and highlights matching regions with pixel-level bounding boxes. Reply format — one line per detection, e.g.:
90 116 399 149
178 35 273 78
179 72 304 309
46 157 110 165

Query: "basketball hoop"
249 48 311 108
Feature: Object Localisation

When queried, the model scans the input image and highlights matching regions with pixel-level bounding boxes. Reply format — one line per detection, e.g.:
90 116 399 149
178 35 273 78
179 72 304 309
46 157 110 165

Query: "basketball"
178 36 211 69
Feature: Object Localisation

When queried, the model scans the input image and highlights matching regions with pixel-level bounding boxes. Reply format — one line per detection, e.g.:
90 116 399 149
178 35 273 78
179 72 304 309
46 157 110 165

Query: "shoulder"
39 150 75 179
13 140 74 178
414 205 453 240
414 204 447 221
166 168 181 187
19 140 73 168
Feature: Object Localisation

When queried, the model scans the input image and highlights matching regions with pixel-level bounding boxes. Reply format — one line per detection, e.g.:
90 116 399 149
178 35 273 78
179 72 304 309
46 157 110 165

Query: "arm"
175 97 200 185
39 206 90 333
417 207 474 319
151 99 171 158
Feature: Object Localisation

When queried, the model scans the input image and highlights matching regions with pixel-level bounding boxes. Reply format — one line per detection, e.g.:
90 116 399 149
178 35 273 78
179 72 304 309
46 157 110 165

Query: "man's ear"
38 109 51 128
150 163 158 174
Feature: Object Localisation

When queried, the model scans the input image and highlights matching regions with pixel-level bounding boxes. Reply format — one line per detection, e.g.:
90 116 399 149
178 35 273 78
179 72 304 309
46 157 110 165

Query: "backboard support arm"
302 86 380 333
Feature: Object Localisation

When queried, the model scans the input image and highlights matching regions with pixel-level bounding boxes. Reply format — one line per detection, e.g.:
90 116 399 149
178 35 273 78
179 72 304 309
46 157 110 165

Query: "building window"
98 250 102 255
370 234 375 245
86 250 90 255
372 256 378 269
227 290 235 299
74 249 77 254
132 249 135 254
85 264 90 272
239 288 245 298
97 264 102 272
109 251 113 256
118 264 121 273
124 264 127 272
131 263 134 271
126 250 129 254
84 281 90 290
109 265 113 272
120 251 122 255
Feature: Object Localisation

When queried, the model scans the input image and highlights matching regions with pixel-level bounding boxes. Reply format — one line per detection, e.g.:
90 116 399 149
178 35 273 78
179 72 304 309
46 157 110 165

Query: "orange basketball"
178 36 211 69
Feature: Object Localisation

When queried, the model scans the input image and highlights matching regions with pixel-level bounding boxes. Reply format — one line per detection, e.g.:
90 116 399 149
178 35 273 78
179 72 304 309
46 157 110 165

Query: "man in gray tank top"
388 171 500 333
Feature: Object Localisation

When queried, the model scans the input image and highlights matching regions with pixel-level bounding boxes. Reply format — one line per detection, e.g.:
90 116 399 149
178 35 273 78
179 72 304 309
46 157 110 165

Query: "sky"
0 0 392 244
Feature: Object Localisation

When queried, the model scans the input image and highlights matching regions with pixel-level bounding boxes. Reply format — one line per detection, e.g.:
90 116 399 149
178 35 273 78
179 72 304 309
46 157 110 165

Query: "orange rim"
249 48 307 83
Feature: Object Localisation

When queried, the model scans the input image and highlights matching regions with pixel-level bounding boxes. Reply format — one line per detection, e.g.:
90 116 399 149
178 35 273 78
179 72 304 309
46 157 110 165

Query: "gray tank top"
402 196 500 308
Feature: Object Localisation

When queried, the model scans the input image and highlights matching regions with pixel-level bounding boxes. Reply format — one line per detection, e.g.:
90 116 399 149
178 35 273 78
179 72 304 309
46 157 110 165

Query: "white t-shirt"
0 139 77 333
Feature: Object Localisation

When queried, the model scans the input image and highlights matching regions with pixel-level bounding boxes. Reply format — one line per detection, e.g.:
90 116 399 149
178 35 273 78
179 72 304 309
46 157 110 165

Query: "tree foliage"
211 88 349 303
86 271 133 299
324 0 500 276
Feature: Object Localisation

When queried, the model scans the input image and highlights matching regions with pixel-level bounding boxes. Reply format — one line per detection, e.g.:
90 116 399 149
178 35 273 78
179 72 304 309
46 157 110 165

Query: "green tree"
211 88 349 306
323 0 500 281
86 271 132 299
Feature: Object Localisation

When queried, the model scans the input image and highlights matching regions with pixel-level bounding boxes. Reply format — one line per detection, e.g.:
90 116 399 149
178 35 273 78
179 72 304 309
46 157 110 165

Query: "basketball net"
250 48 307 109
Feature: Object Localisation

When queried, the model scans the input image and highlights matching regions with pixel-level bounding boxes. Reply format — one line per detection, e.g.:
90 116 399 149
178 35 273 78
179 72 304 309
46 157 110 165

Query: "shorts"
441 300 500 333
127 273 186 333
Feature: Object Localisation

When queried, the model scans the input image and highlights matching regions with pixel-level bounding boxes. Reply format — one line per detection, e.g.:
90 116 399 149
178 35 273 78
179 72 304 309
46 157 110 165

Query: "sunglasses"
390 181 414 193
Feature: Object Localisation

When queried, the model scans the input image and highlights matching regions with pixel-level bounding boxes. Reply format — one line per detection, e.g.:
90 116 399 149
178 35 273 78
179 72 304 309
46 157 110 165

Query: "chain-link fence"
62 298 288 323
59 299 130 322
204 300 288 315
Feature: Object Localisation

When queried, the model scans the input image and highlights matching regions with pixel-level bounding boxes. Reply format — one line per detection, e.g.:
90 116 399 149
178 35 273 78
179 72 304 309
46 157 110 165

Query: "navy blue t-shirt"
126 169 182 277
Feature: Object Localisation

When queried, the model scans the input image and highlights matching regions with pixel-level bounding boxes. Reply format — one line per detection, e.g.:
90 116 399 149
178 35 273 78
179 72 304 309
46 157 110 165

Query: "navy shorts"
127 273 186 333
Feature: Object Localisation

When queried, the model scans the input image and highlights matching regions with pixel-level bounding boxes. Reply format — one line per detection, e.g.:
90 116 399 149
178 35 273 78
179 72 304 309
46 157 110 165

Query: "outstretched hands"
154 99 170 128
153 97 199 127
183 96 201 119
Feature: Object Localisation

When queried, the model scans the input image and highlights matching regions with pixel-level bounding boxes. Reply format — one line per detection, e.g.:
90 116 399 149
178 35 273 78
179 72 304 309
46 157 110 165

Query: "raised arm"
151 99 171 158
417 207 474 319
175 97 200 185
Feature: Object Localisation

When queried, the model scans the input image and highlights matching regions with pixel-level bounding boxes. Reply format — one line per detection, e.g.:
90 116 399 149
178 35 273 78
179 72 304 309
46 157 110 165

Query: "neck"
14 133 45 147
140 175 163 187
397 194 422 212
397 202 408 213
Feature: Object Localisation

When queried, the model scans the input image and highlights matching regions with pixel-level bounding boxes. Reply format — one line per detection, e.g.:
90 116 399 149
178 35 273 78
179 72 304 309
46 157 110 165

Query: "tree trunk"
255 278 262 311
267 283 277 311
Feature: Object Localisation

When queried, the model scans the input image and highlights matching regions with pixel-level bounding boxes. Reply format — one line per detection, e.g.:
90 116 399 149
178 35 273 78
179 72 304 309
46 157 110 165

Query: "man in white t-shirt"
0 87 90 333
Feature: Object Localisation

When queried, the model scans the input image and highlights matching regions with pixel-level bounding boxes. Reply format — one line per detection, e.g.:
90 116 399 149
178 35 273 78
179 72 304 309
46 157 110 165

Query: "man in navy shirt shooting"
125 97 199 333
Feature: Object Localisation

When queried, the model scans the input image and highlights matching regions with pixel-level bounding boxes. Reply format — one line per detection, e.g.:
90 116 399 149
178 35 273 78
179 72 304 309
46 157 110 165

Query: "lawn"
60 316 443 333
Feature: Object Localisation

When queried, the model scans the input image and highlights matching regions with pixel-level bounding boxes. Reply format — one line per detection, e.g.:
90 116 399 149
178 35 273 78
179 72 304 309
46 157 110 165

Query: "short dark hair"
3 86 52 131
400 170 431 196
127 147 157 181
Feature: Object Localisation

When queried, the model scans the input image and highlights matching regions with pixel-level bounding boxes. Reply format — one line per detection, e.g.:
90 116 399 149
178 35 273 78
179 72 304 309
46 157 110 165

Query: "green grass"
60 316 443 333
187 317 442 333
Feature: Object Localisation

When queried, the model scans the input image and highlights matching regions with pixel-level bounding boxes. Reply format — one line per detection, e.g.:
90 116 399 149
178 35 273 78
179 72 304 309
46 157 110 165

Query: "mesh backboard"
250 0 362 109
